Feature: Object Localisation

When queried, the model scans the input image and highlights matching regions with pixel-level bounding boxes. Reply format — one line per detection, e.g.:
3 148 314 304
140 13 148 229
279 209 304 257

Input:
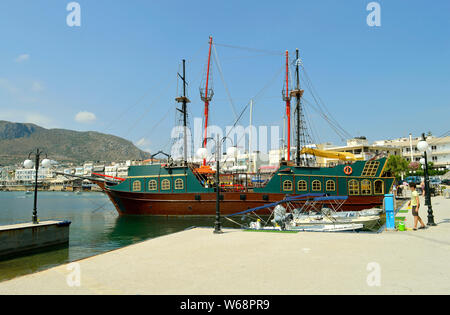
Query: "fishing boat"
86 38 394 216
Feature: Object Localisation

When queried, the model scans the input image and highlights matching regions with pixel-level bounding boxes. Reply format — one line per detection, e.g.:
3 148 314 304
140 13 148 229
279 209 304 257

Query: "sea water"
0 191 222 282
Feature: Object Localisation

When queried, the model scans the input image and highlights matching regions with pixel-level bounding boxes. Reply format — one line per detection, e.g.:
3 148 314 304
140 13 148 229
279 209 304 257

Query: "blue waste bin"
384 194 395 230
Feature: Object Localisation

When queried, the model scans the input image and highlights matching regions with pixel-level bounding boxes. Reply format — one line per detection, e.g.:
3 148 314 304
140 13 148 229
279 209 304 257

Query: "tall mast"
291 48 304 166
248 99 253 173
175 59 190 165
282 50 291 161
200 36 214 165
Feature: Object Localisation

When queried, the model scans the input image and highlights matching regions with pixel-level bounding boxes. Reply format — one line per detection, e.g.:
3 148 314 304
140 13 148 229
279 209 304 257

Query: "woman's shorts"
412 206 418 217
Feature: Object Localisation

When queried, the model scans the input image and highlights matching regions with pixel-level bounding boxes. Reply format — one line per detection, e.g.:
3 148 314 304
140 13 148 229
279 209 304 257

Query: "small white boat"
290 223 364 232
226 194 366 233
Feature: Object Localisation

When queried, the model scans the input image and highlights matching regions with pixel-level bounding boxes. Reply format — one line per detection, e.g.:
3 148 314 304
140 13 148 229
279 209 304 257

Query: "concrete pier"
0 196 449 295
0 220 71 260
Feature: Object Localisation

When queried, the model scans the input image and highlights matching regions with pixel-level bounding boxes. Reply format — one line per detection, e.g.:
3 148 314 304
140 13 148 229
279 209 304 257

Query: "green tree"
385 155 409 179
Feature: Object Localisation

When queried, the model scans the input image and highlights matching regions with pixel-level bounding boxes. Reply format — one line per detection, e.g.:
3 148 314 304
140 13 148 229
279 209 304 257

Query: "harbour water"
0 191 223 282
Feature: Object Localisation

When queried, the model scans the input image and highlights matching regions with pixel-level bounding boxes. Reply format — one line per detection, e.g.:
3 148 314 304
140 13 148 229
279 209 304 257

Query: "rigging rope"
212 44 239 120
301 65 352 139
213 42 284 56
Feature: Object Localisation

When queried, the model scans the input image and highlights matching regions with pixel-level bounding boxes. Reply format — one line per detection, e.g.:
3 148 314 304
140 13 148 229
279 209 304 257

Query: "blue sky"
0 0 449 154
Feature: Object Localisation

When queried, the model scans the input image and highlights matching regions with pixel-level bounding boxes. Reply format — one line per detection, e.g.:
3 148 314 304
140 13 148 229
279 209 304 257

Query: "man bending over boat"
408 183 426 231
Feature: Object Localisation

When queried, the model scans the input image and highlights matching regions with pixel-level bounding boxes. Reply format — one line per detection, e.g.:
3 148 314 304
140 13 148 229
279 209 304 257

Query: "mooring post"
384 194 395 230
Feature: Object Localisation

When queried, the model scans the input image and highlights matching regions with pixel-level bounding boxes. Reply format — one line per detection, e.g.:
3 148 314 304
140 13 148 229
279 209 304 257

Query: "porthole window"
148 180 157 191
326 180 335 191
161 179 171 190
175 178 184 190
312 180 321 191
283 180 293 191
348 179 359 195
361 179 372 195
132 180 141 192
374 180 384 194
297 180 307 191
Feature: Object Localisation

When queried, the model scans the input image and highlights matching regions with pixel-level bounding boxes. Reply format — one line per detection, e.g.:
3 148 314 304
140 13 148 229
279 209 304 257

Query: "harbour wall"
0 221 70 260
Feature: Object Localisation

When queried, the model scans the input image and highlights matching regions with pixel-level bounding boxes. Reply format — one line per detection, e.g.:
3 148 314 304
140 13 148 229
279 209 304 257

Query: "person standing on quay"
420 180 425 196
408 183 426 230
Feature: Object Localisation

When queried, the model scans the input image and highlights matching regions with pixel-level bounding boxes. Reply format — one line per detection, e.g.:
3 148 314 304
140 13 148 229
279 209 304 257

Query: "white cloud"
24 113 52 127
15 54 30 63
0 110 54 128
31 81 44 92
135 137 151 152
75 111 97 124
0 78 20 94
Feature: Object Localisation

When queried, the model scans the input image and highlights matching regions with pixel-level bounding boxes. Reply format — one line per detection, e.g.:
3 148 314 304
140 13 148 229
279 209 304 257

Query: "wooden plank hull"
102 187 384 216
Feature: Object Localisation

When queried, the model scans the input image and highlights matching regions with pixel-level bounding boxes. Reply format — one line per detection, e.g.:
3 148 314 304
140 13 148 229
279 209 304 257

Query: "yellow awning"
300 147 358 161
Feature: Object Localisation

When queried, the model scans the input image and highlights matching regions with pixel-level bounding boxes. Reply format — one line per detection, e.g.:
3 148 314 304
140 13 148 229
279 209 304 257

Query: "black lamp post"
202 135 234 234
24 149 50 224
417 133 436 226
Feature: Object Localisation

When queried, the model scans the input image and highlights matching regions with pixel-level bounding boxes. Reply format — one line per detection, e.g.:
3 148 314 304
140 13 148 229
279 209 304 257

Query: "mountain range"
0 121 151 165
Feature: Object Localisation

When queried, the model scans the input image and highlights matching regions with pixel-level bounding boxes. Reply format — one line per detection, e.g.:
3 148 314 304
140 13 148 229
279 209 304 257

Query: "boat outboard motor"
273 204 288 230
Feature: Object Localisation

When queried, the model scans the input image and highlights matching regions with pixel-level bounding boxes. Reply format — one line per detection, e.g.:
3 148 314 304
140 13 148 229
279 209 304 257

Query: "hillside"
0 121 151 165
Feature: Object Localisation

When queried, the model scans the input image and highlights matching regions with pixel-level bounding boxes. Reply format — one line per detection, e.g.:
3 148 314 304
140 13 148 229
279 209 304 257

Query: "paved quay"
0 196 449 295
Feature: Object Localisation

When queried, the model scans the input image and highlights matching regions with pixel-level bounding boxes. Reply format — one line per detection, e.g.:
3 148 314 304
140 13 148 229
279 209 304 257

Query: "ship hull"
102 187 384 216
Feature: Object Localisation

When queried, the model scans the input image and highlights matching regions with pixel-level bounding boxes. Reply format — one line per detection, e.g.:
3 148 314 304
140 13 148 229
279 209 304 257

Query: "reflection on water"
0 191 224 282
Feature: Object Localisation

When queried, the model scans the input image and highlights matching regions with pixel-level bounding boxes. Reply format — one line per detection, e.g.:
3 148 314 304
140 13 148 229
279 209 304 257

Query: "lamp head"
41 159 52 168
196 147 208 159
23 159 34 169
417 140 428 152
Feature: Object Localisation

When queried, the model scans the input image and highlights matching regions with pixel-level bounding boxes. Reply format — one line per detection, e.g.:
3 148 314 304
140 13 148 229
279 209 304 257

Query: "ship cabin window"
161 179 171 191
283 180 293 191
312 180 321 191
348 179 359 195
361 161 380 177
361 179 372 195
326 180 335 191
297 180 307 191
374 180 384 194
132 180 141 192
174 178 184 190
148 180 157 191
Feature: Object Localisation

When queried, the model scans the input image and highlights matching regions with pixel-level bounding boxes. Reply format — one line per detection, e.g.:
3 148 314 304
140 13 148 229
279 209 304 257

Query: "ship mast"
291 48 304 166
200 36 214 165
282 50 291 161
175 59 190 165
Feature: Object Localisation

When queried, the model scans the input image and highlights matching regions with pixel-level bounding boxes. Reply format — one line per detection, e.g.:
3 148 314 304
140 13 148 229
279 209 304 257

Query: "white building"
15 168 51 182
83 163 93 176
375 135 450 169
105 165 118 178
75 167 84 176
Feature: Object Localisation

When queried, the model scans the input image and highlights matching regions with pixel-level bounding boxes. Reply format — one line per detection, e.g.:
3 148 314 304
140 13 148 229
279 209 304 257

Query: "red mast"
201 36 214 165
283 50 291 161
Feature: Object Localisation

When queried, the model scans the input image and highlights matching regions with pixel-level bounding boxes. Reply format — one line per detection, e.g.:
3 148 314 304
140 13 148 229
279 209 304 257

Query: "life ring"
343 166 353 175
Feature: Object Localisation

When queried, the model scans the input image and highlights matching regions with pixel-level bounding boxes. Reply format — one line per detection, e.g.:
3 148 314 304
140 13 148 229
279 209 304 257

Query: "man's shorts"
412 206 418 217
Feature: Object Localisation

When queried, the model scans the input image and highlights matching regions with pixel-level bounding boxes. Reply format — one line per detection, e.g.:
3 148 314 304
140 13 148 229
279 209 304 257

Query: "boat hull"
102 187 384 216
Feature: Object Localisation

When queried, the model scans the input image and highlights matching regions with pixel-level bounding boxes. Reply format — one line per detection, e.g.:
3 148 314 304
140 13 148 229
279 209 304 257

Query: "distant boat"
75 191 82 195
25 190 32 195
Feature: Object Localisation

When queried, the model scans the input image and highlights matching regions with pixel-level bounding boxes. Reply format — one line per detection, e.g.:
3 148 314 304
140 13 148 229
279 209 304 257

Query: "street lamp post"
198 135 234 234
417 133 436 226
24 149 51 224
